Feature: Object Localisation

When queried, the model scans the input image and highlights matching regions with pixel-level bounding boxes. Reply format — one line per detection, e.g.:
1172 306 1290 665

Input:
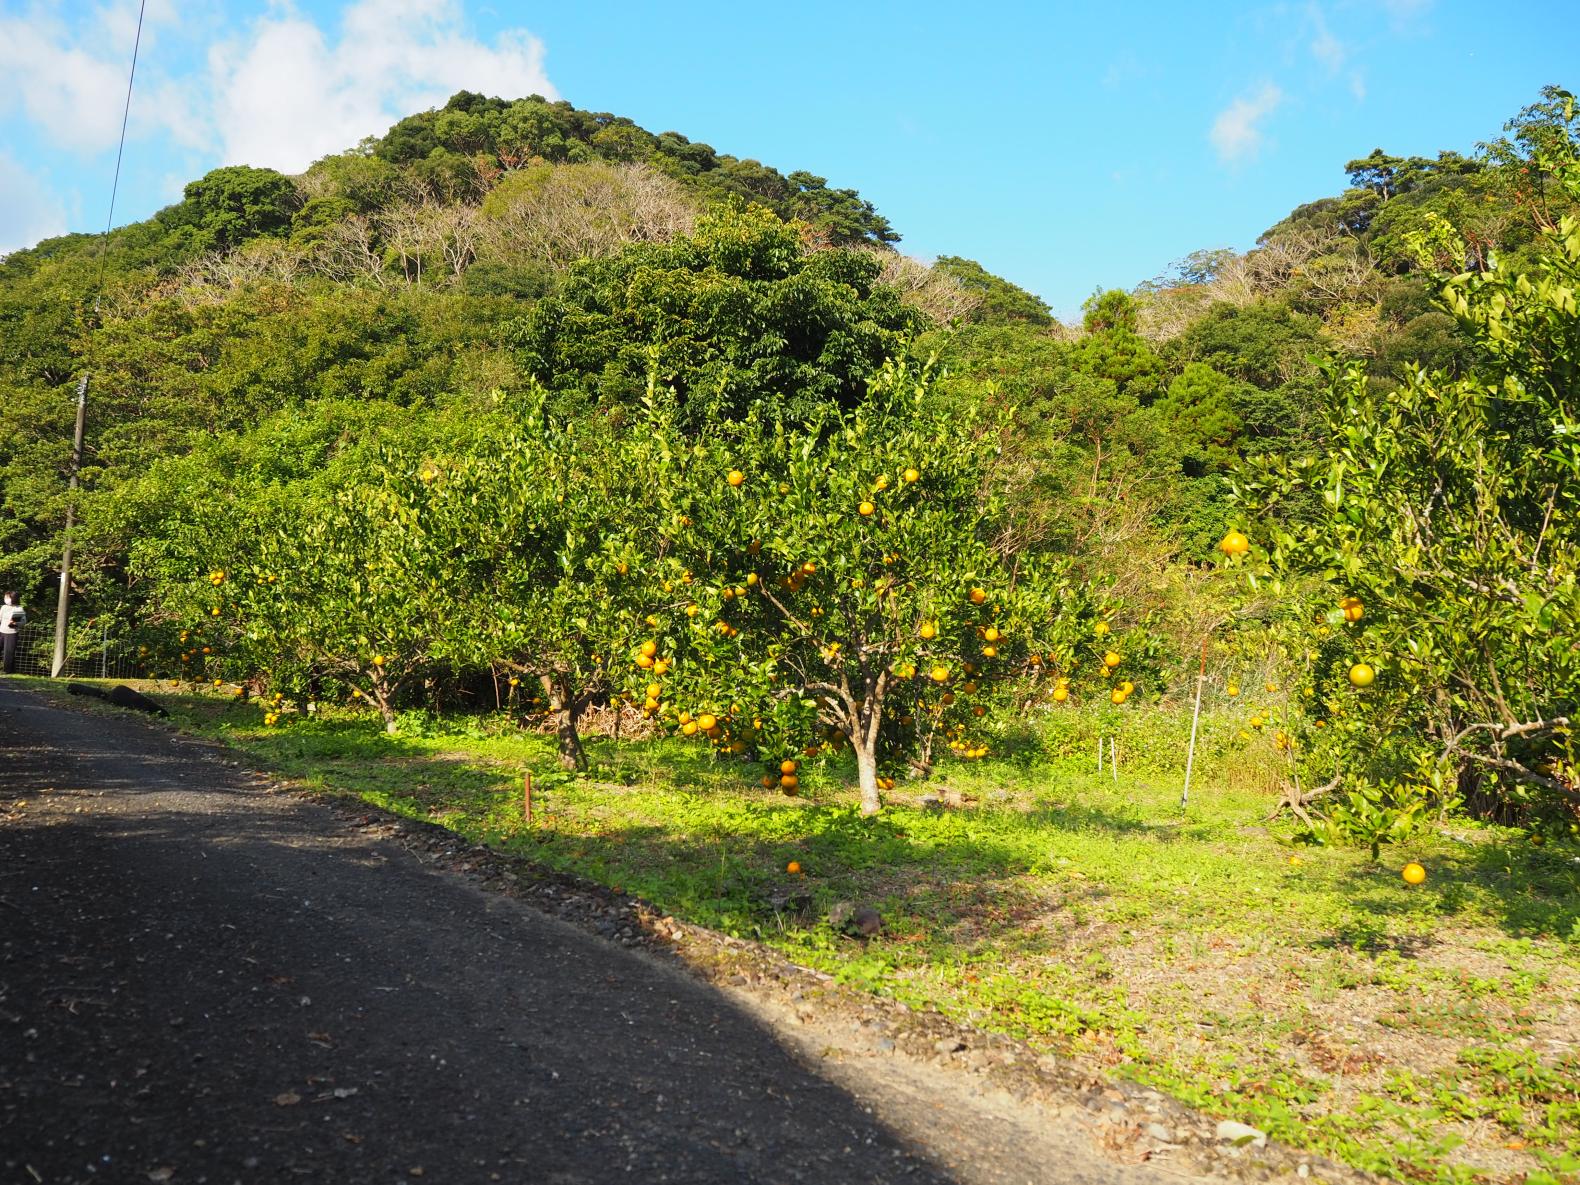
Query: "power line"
52 0 148 679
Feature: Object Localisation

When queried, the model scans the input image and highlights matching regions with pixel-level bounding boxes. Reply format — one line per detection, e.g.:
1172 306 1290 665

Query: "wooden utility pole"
50 373 89 678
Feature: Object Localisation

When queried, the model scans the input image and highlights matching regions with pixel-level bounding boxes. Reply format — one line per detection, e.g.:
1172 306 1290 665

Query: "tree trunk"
370 669 397 729
542 674 586 771
854 739 882 816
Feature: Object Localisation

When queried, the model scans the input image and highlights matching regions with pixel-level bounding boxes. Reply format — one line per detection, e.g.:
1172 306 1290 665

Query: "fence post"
1181 638 1209 809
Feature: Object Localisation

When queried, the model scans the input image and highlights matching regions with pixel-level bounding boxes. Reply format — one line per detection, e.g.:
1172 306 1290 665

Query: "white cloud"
1209 84 1284 164
0 152 68 255
0 0 556 173
207 0 556 172
1307 4 1345 73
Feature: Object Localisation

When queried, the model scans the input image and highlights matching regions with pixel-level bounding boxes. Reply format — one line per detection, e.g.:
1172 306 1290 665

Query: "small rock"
874 1037 896 1053
1214 1120 1267 1148
934 1037 966 1055
1145 1123 1174 1143
1297 1165 1310 1178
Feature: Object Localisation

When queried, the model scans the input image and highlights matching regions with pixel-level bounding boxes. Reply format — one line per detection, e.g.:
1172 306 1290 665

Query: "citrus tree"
400 396 665 768
629 360 1092 815
1237 122 1580 834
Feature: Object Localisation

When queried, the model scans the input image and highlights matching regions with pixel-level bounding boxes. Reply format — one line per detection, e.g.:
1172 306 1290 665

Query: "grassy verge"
30 678 1580 1185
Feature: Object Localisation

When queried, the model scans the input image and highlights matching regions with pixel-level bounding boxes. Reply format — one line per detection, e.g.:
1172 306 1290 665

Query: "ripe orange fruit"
780 773 799 790
940 692 956 706
1093 621 1109 637
697 713 717 731
1340 596 1364 623
640 640 658 658
1102 651 1121 668
1348 663 1376 688
1226 683 1240 697
653 659 671 675
682 721 699 736
780 759 798 775
858 501 875 516
1052 686 1069 702
983 626 1001 642
1119 680 1134 695
981 645 998 658
761 775 775 789
1250 715 1265 728
919 621 937 639
972 705 986 717
903 467 920 483
1110 688 1127 704
1401 862 1426 885
646 682 662 698
968 587 987 605
635 654 654 669
1219 529 1251 557
930 665 950 683
727 470 745 487
787 860 802 874
801 561 817 575
372 655 385 667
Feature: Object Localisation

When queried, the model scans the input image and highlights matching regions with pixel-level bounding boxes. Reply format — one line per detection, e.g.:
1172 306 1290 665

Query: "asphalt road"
0 683 986 1185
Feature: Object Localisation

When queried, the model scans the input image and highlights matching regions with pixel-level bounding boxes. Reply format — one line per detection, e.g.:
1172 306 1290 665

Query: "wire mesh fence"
2 622 144 680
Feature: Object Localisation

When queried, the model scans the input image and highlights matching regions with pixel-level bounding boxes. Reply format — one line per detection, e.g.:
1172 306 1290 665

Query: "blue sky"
1 0 1574 317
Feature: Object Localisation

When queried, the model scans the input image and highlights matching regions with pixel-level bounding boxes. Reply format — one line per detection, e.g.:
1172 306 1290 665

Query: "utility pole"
51 373 89 678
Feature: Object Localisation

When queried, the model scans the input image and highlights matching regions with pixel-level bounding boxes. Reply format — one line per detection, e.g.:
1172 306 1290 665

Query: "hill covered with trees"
1 84 1577 832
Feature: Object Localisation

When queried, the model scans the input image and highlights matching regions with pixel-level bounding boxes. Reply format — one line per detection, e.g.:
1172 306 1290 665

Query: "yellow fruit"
1401 862 1426 885
682 721 698 736
903 467 920 483
653 659 671 675
787 860 802 874
1052 686 1069 703
801 561 817 575
981 645 998 659
616 561 628 575
1110 688 1127 704
930 665 950 683
1265 681 1279 693
635 654 654 669
983 626 1001 642
780 773 799 791
1119 680 1134 695
640 640 658 658
1340 596 1364 623
1219 529 1251 556
780 759 798 775
508 676 521 687
696 713 718 731
372 655 385 667
643 696 660 711
727 470 745 487
873 475 890 491
968 587 987 605
644 614 660 627
1348 663 1376 688
919 621 937 639
686 604 700 618
1226 683 1240 697
1103 651 1121 668
646 682 662 699
858 501 875 516
1094 621 1109 637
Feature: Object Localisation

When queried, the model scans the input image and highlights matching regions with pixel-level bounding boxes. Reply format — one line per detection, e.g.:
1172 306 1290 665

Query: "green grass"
30 679 1580 1185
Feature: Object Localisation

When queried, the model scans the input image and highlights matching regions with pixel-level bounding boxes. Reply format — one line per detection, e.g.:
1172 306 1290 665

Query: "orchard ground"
22 678 1579 1185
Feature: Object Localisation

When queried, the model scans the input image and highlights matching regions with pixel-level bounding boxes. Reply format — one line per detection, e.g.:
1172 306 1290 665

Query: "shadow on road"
0 684 964 1185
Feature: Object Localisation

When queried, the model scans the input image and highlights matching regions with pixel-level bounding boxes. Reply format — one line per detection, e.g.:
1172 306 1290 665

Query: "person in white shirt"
0 592 26 674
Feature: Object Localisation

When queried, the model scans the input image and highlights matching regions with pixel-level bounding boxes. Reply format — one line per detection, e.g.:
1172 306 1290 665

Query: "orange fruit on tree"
903 467 920 483
780 773 799 791
1265 681 1279 693
697 713 717 731
1093 621 1109 637
727 470 745 487
1052 686 1069 703
1340 596 1364 623
787 861 802 874
930 665 950 683
1226 683 1240 697
1110 688 1127 705
1102 651 1121 668
858 501 875 516
640 640 658 658
968 587 987 605
761 775 775 789
1219 529 1250 557
780 759 798 775
919 621 937 639
983 626 1001 642
981 645 998 658
635 654 654 669
1401 862 1426 885
1348 663 1376 688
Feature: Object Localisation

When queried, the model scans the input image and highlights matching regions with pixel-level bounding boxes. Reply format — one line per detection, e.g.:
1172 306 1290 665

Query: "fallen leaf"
147 1170 174 1183
273 1091 301 1107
